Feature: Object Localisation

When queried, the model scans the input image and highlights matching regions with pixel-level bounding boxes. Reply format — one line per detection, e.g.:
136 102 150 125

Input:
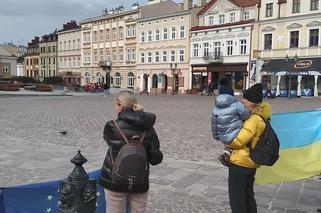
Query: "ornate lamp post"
285 54 298 99
170 63 180 95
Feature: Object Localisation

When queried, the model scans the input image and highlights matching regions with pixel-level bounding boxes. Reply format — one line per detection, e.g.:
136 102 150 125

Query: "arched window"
85 72 91 84
128 72 134 87
115 72 121 87
152 74 158 88
96 72 102 84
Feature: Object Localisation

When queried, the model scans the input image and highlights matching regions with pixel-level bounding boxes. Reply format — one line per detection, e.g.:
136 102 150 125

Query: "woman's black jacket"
99 110 163 193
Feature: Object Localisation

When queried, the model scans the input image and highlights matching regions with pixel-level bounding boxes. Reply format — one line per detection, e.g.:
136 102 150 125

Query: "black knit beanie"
243 83 263 104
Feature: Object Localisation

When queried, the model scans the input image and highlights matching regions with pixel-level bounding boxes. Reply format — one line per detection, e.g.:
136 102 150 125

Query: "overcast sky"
0 0 152 46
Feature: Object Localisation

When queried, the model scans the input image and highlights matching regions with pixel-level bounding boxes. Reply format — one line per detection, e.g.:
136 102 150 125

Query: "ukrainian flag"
256 109 321 184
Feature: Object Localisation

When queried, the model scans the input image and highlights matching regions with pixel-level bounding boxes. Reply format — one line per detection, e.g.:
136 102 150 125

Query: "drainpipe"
247 24 254 89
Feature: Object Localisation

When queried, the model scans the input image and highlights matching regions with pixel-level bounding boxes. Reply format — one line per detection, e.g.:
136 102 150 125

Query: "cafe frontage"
191 63 248 94
261 57 321 97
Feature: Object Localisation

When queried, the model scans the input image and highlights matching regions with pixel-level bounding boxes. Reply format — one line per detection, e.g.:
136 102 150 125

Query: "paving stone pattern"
0 95 320 212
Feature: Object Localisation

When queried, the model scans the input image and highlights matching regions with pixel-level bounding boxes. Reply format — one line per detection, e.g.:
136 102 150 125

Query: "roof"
0 46 13 57
198 0 259 16
191 19 255 31
140 0 180 19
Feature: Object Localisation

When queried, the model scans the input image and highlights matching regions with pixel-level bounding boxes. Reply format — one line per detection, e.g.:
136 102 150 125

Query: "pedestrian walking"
99 91 163 213
211 79 249 167
227 83 271 213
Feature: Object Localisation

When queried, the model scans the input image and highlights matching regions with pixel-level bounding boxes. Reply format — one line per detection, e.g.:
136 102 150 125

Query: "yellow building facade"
252 0 321 97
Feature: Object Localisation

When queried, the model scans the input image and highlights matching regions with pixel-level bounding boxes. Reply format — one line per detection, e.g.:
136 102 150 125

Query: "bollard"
59 150 97 213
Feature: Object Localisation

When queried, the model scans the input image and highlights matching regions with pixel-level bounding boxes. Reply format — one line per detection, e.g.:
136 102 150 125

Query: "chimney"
184 0 193 10
148 0 162 5
197 0 207 7
178 3 184 10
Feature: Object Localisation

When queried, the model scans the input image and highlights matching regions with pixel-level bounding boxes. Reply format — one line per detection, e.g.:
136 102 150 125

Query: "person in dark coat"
99 90 163 213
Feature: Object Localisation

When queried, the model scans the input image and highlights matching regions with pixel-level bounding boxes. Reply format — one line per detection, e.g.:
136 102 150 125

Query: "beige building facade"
80 4 140 89
0 46 17 78
252 0 321 97
57 21 82 85
39 33 58 79
136 0 202 94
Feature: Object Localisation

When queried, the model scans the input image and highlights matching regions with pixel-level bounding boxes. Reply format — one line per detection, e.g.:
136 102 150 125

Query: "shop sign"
294 60 312 69
202 72 208 76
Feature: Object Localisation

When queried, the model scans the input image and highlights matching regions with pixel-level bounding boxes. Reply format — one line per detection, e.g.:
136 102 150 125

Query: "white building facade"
190 0 259 93
57 21 82 85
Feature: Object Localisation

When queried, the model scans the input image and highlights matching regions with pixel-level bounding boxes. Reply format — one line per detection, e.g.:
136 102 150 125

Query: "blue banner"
0 170 106 213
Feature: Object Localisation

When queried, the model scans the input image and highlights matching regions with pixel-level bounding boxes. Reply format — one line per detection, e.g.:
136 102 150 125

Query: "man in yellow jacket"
227 83 271 213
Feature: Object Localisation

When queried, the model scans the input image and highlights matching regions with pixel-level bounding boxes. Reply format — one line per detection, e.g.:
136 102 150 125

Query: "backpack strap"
113 120 129 144
113 120 147 145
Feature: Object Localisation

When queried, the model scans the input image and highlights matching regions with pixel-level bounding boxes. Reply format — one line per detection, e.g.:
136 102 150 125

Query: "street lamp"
170 63 180 95
285 54 298 99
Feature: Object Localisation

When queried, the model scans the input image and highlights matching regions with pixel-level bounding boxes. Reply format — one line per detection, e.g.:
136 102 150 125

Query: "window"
163 28 168 40
179 50 184 62
180 26 185 38
203 43 209 56
106 49 110 62
293 0 300 13
59 42 62 50
227 41 233 55
141 52 145 63
72 40 75 49
119 50 124 62
264 34 272 49
240 39 247 55
155 29 160 41
78 57 80 67
311 0 319 10
170 50 176 62
193 44 199 57
155 51 160 63
128 72 134 87
290 31 299 48
106 29 110 41
112 50 117 61
112 28 116 40
148 52 152 63
2 64 9 73
230 13 235 22
93 31 98 42
214 42 221 56
244 12 250 20
77 39 80 49
141 32 145 42
100 49 104 61
132 25 136 37
266 3 273 17
93 50 98 62
162 51 167 62
73 57 76 67
85 72 91 84
309 29 319 46
127 49 132 62
53 46 56 52
148 31 152 42
171 27 176 39
127 26 132 37
100 30 104 41
219 15 225 24
209 16 214 25
132 49 136 61
115 72 121 87
119 27 124 39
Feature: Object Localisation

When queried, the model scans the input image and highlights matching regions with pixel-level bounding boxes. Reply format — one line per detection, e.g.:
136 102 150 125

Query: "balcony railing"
99 61 112 68
203 52 223 63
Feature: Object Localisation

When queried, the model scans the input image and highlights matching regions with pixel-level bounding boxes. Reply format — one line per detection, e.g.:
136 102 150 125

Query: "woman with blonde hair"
99 90 163 213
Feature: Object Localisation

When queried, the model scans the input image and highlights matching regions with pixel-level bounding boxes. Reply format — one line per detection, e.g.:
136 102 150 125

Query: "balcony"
99 61 112 69
203 52 223 63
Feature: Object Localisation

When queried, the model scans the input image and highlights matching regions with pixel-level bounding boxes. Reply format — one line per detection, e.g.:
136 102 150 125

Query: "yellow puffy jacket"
227 102 272 169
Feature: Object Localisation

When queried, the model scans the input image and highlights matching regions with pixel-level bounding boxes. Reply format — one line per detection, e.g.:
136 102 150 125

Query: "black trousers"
228 163 257 213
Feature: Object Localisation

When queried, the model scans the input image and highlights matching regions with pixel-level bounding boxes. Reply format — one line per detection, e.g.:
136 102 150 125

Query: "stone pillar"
314 75 319 97
276 75 281 96
297 75 302 97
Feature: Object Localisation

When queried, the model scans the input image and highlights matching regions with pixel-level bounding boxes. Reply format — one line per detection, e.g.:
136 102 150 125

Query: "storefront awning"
261 57 321 76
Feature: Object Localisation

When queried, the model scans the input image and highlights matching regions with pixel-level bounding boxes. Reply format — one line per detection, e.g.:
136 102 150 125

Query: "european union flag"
0 170 106 213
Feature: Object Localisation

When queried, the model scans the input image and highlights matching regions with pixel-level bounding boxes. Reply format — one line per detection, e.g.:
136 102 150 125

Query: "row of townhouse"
23 0 321 96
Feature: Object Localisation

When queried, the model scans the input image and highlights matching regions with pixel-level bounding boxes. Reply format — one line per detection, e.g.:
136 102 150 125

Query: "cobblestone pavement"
0 95 320 212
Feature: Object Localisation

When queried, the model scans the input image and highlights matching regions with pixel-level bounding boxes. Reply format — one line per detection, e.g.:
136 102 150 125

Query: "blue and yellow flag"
256 109 321 184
